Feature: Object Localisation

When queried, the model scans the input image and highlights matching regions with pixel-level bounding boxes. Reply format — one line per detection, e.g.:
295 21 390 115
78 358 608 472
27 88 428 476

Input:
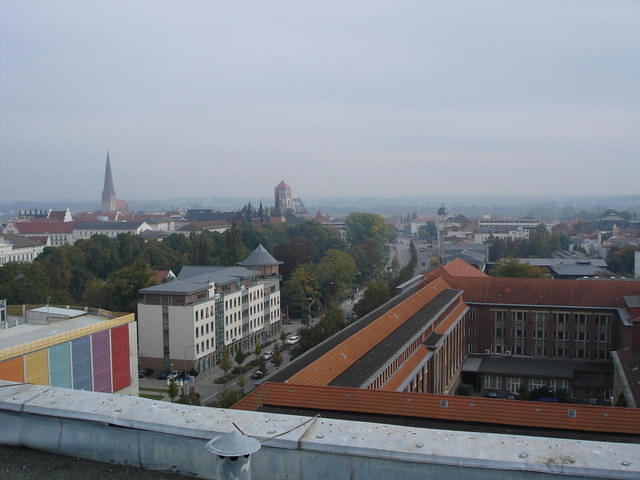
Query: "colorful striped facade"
0 315 137 395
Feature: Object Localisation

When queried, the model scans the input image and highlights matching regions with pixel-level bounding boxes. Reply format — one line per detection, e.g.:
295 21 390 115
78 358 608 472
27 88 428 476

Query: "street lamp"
307 297 315 323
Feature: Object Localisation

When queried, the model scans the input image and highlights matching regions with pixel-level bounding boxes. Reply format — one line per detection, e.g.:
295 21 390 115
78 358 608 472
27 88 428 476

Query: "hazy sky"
1 0 639 203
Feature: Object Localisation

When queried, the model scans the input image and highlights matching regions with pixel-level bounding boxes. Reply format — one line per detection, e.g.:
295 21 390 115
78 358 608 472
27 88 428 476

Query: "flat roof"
462 356 612 379
0 314 111 351
29 306 87 317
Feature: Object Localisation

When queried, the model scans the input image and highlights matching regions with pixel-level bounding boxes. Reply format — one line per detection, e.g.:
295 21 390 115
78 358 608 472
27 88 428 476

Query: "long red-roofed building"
234 258 640 439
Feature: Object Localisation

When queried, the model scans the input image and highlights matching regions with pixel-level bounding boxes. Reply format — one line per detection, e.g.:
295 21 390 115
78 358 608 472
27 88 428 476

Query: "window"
528 378 544 390
596 314 611 343
506 377 521 395
575 313 589 341
550 379 568 393
468 343 475 353
484 375 502 390
492 310 506 345
512 312 526 338
533 312 547 339
555 313 568 340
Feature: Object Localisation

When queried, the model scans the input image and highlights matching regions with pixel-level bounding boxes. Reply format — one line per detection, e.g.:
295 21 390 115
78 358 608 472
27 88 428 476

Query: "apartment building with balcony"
137 245 282 373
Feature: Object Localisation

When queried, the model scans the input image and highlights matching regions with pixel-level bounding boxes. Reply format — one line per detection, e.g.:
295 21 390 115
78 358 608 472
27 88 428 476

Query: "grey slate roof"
462 357 611 379
0 234 44 248
518 258 608 268
550 263 609 277
238 244 282 266
139 265 260 295
74 221 144 230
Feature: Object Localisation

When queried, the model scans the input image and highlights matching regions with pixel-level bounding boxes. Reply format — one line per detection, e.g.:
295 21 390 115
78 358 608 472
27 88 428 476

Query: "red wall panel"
110 324 130 392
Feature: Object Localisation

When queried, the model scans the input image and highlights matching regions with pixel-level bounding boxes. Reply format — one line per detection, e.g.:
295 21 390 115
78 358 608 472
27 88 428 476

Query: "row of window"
476 343 611 360
484 375 569 394
195 321 215 339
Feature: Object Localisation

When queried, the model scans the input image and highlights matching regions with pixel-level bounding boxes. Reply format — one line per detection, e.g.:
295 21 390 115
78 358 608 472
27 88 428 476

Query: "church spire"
101 151 117 212
103 151 116 195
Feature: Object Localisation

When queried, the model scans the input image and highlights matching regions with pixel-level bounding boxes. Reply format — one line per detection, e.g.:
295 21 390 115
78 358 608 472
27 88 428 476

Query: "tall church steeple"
101 152 117 212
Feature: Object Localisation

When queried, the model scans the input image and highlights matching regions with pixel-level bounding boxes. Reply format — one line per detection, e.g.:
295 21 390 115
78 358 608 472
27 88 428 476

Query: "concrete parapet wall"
0 381 638 479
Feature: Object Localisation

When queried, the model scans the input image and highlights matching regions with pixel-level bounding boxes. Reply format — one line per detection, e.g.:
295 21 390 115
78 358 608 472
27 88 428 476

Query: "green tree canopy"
354 280 391 317
490 258 547 278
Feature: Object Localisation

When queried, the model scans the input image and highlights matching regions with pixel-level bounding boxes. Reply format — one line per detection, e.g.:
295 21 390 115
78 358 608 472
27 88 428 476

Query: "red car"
250 370 265 380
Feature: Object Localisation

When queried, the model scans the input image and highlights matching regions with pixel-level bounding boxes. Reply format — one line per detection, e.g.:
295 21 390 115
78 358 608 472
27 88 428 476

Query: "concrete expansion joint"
20 386 53 413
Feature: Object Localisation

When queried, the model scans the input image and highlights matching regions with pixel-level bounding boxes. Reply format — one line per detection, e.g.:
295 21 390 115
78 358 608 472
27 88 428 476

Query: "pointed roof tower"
103 152 116 195
101 152 117 212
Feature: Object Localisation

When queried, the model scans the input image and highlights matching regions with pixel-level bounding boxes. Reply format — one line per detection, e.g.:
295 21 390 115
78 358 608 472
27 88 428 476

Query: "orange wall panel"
0 357 24 382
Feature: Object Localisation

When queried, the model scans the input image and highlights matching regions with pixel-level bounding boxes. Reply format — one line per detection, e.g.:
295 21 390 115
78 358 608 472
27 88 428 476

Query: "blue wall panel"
72 336 92 391
49 342 72 388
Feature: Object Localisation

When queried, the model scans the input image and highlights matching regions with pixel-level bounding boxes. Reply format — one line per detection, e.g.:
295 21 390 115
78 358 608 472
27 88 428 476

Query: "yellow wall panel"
0 357 24 382
25 350 49 386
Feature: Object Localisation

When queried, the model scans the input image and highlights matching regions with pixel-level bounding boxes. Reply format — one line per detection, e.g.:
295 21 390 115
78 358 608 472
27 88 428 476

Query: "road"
138 321 301 406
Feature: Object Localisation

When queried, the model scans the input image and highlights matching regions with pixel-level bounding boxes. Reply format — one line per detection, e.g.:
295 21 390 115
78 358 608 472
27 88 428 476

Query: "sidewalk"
138 321 302 404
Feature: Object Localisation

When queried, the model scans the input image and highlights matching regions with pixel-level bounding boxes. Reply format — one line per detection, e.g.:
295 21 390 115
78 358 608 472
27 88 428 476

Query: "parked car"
138 368 154 378
486 391 499 399
263 351 273 360
250 370 265 380
286 335 302 345
156 370 171 380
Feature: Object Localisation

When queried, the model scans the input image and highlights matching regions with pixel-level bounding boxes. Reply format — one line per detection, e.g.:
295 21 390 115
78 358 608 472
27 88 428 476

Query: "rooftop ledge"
1 380 638 479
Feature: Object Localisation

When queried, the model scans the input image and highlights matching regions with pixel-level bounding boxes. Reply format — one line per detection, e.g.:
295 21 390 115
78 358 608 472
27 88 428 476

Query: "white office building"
137 245 282 373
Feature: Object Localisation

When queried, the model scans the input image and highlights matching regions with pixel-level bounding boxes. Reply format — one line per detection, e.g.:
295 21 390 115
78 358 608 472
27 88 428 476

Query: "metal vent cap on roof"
205 430 261 458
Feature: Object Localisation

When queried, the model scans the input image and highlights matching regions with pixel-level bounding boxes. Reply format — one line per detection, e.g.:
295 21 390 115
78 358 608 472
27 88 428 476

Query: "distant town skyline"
1 1 639 202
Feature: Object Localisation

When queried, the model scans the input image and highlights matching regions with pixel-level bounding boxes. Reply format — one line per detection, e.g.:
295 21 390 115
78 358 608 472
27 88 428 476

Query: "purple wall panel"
91 330 112 393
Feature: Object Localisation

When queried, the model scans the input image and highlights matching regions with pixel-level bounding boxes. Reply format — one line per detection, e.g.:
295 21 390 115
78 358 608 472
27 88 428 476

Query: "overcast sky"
1 0 639 203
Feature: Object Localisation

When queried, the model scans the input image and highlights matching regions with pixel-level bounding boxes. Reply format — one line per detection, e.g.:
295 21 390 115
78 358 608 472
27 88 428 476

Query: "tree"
354 280 390 317
103 259 154 312
176 386 201 406
35 247 73 304
220 346 232 376
417 222 437 241
607 246 636 275
490 258 547 278
315 249 358 303
215 387 244 408
254 343 263 356
345 213 391 278
235 347 246 367
168 379 179 402
237 374 246 394
258 356 268 374
282 264 320 318
272 345 282 367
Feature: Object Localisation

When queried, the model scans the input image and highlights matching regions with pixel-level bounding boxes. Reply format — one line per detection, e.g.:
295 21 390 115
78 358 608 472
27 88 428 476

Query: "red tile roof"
448 276 640 309
233 382 640 435
286 277 453 387
424 258 640 309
